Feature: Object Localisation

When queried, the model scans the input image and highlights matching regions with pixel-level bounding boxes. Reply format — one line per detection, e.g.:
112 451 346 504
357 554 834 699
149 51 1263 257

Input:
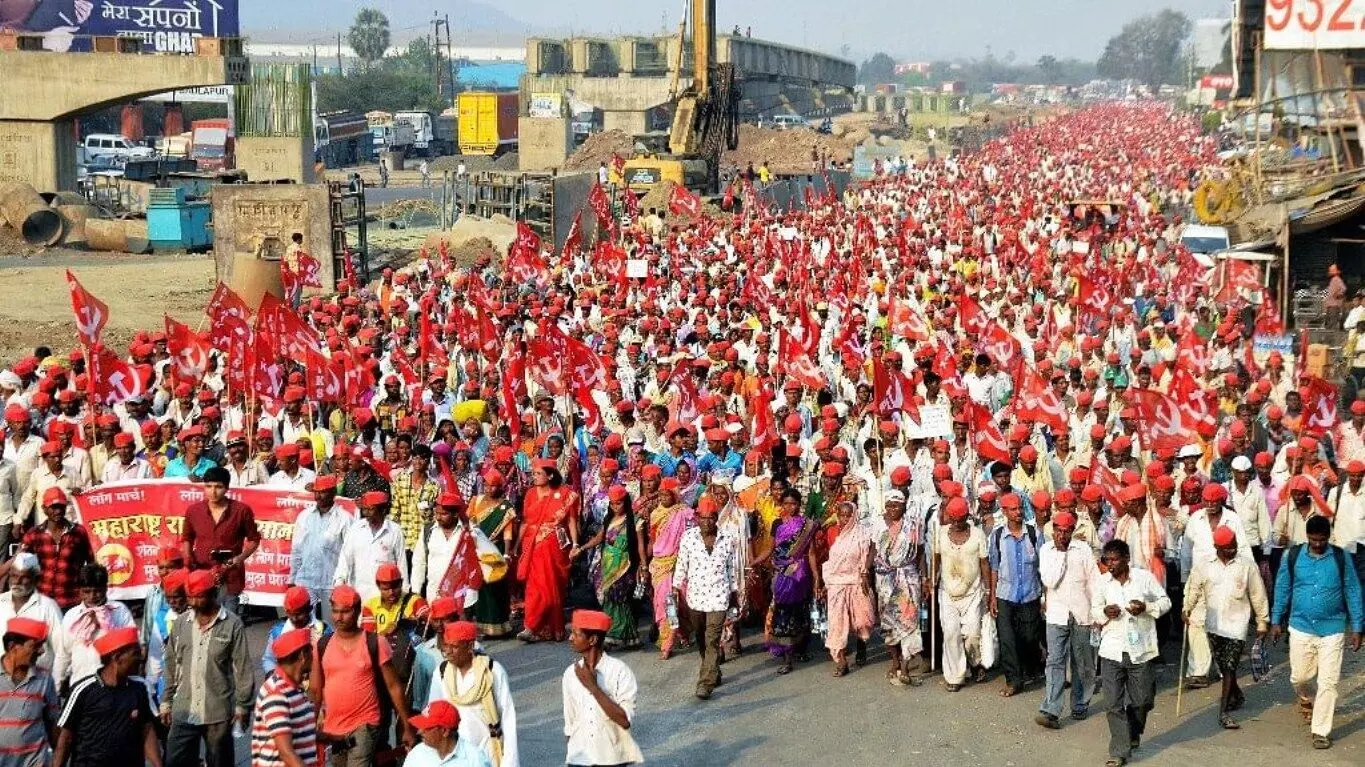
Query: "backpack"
1284 543 1348 619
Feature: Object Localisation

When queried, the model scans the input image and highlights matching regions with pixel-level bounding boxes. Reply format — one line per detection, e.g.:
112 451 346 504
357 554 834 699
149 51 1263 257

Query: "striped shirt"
0 665 59 767
250 669 318 767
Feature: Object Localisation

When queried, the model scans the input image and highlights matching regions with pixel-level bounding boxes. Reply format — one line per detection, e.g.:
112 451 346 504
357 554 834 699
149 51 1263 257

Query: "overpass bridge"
520 34 856 136
0 38 248 191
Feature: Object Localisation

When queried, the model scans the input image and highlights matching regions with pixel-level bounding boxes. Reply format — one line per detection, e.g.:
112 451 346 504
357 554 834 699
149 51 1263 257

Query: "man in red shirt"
19 487 92 610
180 467 260 616
312 585 414 766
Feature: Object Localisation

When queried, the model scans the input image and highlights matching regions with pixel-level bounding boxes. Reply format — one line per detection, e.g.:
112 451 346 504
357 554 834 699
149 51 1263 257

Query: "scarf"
72 603 114 645
444 655 503 765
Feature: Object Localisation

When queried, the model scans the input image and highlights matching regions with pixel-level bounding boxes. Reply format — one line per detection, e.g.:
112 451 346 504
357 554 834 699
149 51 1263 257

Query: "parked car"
82 133 155 162
771 114 808 130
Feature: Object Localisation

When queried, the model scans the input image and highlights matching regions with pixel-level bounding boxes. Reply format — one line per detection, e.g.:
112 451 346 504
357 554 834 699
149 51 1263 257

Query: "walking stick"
1175 626 1190 717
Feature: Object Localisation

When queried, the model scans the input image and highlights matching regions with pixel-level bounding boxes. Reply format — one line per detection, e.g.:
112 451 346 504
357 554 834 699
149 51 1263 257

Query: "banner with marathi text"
72 480 356 606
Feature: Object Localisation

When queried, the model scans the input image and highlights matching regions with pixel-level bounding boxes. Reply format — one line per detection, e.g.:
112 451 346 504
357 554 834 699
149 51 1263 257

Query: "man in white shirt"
16 441 85 530
1036 510 1099 729
99 433 151 484
56 563 136 690
1092 539 1170 767
268 443 316 490
3 404 43 493
426 621 518 767
412 494 500 607
0 552 64 675
671 499 737 700
0 453 20 553
562 610 642 767
932 498 989 692
333 490 406 602
1183 526 1270 730
288 475 354 621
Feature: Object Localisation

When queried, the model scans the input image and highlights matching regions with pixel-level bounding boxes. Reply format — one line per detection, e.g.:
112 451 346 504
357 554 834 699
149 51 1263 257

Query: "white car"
82 134 155 162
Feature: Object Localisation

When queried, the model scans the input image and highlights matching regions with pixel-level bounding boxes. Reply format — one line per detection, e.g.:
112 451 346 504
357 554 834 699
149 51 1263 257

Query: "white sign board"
625 259 648 279
1253 333 1295 364
141 85 236 104
1265 1 1365 50
907 404 952 439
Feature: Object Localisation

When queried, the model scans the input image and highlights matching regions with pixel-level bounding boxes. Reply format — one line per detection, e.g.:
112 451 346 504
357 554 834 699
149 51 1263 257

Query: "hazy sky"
241 0 1234 61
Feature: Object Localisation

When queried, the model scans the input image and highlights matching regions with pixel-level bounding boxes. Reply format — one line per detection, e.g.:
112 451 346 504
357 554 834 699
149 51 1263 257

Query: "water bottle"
666 592 680 629
919 604 929 635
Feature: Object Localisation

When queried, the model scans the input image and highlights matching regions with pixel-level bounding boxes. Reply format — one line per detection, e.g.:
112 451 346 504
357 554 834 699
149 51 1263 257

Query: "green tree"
347 7 391 68
858 52 897 85
1097 8 1192 90
1037 55 1061 85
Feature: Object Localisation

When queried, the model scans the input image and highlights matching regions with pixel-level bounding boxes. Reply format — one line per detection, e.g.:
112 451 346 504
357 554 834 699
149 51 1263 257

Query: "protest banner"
73 480 356 606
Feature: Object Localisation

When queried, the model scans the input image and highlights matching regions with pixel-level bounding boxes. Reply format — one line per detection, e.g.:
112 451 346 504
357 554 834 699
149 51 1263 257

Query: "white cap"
10 552 38 573
884 490 906 505
0 371 20 390
1177 444 1202 459
1231 455 1252 472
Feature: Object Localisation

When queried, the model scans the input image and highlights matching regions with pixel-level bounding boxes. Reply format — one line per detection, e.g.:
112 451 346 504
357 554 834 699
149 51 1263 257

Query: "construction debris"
722 125 857 175
563 130 635 172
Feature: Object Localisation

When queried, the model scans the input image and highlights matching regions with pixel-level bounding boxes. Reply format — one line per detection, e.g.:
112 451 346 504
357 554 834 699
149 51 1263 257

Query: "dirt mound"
637 179 678 215
723 124 856 175
563 130 635 173
450 236 497 266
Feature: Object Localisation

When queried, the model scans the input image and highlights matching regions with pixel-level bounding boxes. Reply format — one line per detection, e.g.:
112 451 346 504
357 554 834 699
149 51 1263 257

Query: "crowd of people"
0 101 1361 767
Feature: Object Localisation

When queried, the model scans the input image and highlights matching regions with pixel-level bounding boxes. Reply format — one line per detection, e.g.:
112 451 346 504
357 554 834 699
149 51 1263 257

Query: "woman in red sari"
517 459 580 641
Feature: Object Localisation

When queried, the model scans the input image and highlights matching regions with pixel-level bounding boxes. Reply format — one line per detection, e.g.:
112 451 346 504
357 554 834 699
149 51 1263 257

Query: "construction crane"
622 0 740 197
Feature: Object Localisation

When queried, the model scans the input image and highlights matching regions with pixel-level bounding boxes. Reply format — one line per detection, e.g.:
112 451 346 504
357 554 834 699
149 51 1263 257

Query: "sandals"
1105 759 1126 767
1219 714 1240 730
887 669 906 687
777 661 793 675
972 666 989 683
833 663 849 678
902 670 921 687
516 630 539 643
945 682 962 692
1312 735 1331 749
999 685 1019 698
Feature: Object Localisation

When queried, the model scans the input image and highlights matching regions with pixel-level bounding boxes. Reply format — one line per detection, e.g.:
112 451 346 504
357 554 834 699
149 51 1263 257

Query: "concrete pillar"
603 110 648 137
236 135 317 184
520 117 573 172
0 119 77 192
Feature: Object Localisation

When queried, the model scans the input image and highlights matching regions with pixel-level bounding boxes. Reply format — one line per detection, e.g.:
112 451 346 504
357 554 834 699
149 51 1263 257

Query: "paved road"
237 618 1363 766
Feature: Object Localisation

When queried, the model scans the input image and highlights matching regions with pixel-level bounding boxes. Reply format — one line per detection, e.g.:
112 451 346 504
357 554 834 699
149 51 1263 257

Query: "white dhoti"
939 585 984 685
1185 618 1212 678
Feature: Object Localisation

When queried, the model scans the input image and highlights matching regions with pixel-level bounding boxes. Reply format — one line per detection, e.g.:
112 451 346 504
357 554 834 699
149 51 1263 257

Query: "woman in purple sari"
750 488 823 674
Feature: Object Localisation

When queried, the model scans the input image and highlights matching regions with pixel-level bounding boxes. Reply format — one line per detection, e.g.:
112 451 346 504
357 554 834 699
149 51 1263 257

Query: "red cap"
444 621 477 643
571 609 612 632
428 597 460 620
331 585 360 608
272 627 313 660
1019 445 1038 462
187 570 216 597
1081 485 1104 502
309 475 338 492
360 490 389 507
411 700 460 731
156 545 184 567
375 562 402 584
1202 484 1228 503
283 586 312 613
1031 490 1051 510
999 493 1021 510
1052 510 1077 529
42 487 68 507
944 497 969 521
5 617 48 642
39 441 62 457
1212 526 1237 547
890 466 912 485
1254 451 1273 469
92 626 140 657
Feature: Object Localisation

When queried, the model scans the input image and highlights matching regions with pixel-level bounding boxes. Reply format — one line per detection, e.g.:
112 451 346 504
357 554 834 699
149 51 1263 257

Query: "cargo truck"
456 92 518 156
395 110 457 156
314 111 372 168
190 119 234 171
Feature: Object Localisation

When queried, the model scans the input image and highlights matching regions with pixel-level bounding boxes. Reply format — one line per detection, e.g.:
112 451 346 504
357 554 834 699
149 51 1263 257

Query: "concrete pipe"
0 181 63 246
56 204 94 247
85 218 150 254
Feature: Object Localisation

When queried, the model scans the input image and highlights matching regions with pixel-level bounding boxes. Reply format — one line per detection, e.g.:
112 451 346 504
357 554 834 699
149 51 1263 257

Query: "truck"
190 119 234 171
394 110 457 157
456 92 519 156
314 110 372 168
371 121 415 156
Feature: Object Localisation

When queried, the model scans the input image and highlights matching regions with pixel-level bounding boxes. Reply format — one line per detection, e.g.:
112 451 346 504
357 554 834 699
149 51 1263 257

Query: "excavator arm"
667 0 739 193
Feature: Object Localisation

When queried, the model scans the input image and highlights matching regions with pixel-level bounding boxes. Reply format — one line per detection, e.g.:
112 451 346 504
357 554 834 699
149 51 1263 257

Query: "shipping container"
457 93 519 156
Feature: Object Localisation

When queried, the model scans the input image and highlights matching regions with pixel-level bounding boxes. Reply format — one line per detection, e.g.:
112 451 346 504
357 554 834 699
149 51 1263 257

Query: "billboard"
1 0 239 54
1264 0 1365 50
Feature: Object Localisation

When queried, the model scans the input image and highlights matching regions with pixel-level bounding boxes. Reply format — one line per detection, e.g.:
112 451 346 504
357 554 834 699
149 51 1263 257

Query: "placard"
1265 1 1365 50
625 259 648 279
906 404 952 439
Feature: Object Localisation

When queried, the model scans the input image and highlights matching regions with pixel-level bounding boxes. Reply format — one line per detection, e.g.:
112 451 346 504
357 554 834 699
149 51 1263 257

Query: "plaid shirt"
390 468 440 548
22 522 93 609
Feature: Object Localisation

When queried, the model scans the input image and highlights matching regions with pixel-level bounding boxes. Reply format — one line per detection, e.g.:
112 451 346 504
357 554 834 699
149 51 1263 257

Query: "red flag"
500 343 527 422
298 251 323 288
249 332 284 402
65 270 108 348
610 153 626 179
514 221 541 256
437 528 485 602
957 294 988 337
967 400 1010 464
1216 260 1261 302
1076 276 1113 318
562 211 583 264
621 187 640 219
671 367 703 425
722 182 736 211
668 185 701 218
304 348 344 403
91 346 145 405
588 182 613 230
784 350 826 391
1128 388 1191 452
1302 375 1340 436
749 385 778 452
982 322 1021 378
888 295 930 341
527 327 570 395
165 316 210 382
1018 366 1066 432
257 294 320 358
205 283 253 353
1255 293 1285 335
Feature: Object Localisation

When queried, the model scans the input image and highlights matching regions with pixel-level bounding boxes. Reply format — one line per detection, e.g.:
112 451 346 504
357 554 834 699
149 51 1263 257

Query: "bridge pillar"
0 119 78 192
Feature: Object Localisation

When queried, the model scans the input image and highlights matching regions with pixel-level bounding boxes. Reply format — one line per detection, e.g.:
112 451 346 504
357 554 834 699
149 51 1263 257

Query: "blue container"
147 187 212 251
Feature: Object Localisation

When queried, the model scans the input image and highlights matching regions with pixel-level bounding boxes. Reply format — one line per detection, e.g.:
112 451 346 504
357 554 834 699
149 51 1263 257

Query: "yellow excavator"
621 0 740 198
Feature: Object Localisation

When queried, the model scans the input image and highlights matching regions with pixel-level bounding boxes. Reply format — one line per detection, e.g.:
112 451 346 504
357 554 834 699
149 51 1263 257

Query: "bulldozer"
621 0 740 198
